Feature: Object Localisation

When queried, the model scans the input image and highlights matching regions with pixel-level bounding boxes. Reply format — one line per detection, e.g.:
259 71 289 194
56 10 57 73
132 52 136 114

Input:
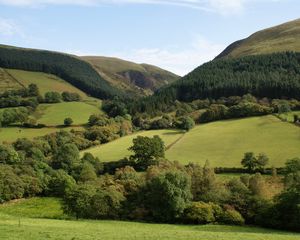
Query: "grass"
221 18 300 58
0 198 299 240
0 197 66 219
166 115 300 167
5 68 87 97
0 126 84 143
34 102 102 126
0 68 23 92
81 129 185 162
83 115 300 167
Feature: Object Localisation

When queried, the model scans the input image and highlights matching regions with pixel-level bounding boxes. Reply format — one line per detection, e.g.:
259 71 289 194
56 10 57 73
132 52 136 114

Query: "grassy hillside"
82 56 179 95
33 102 102 126
0 44 121 99
0 68 23 92
83 115 300 167
0 126 84 143
81 129 184 162
5 68 87 97
0 198 299 240
217 18 300 59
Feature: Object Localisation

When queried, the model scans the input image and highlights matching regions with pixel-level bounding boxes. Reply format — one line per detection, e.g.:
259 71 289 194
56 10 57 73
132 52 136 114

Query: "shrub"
220 208 245 225
183 202 215 224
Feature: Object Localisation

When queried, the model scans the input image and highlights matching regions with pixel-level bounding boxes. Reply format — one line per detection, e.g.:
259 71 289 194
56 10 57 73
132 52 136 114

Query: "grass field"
0 126 84 143
5 68 87 97
83 115 300 167
0 198 299 240
0 68 23 92
81 129 185 162
34 102 102 126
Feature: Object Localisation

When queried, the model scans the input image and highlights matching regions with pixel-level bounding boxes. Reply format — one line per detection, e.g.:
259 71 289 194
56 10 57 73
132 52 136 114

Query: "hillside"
82 56 179 96
216 18 300 59
0 44 121 99
81 115 300 167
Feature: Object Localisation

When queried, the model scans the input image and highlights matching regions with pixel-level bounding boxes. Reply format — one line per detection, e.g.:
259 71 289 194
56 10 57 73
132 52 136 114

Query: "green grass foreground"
0 198 299 240
82 115 300 167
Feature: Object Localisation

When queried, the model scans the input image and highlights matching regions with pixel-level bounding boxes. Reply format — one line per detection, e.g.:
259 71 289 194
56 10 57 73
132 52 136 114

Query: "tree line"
0 45 122 99
0 134 299 231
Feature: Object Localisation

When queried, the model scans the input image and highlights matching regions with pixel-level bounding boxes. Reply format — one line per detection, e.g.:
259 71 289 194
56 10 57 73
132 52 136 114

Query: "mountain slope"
82 56 179 96
0 44 122 99
217 18 300 59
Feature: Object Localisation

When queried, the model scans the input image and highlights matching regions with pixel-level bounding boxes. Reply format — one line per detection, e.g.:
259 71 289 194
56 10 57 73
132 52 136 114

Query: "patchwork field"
81 129 185 162
83 115 300 167
0 198 299 240
0 126 84 143
34 102 102 126
5 68 87 97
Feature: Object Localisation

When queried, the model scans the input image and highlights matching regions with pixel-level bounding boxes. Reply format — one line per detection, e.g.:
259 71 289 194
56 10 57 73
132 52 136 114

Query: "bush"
183 202 216 224
220 208 245 225
64 117 73 126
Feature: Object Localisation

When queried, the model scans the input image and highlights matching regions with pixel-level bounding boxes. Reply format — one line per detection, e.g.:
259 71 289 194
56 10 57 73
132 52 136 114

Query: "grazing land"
5 68 87 97
0 126 84 143
83 115 300 167
81 129 185 162
0 198 299 240
34 102 102 126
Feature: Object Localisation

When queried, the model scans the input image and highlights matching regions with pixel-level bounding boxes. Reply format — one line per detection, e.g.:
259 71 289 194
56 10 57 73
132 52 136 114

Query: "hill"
0 198 299 240
135 51 300 114
0 44 121 99
216 18 300 59
82 56 179 96
82 115 300 167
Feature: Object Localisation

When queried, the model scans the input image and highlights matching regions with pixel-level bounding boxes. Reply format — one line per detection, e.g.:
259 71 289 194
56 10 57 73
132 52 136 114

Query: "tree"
129 135 165 170
143 171 192 222
52 143 80 173
0 144 21 165
44 92 62 103
177 116 195 131
28 84 39 96
78 162 97 183
64 117 73 126
256 153 269 171
241 152 268 172
47 170 76 197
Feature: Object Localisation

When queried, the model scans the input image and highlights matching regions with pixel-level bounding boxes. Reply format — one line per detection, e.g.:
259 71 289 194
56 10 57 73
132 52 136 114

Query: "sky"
0 0 299 76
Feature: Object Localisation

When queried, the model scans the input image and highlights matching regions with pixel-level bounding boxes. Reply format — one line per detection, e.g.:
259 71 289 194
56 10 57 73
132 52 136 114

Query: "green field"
83 115 300 167
81 129 185 162
0 198 299 240
34 102 102 126
5 68 87 97
0 126 84 143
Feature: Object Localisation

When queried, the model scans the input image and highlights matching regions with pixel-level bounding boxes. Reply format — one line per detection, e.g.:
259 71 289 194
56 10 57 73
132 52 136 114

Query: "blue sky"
0 0 299 75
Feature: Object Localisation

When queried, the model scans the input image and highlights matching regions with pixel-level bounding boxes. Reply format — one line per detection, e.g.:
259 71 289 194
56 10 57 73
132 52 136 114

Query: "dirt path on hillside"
165 132 186 151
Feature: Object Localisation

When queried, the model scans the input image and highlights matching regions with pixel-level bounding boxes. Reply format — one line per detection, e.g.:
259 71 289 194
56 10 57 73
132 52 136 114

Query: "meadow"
83 115 300 167
5 68 87 97
81 129 185 162
0 126 84 143
34 102 102 126
0 198 299 240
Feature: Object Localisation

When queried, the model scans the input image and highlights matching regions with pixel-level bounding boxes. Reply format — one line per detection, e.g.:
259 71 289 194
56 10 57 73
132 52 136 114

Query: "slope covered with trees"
216 18 300 59
0 45 121 99
131 52 300 114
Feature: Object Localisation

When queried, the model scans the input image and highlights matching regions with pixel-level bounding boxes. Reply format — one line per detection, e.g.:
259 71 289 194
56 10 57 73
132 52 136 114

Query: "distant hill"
216 18 300 59
0 44 121 99
81 56 179 96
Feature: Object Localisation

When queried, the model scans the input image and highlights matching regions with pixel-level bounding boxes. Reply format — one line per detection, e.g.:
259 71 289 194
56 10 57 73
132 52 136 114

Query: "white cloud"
0 18 20 36
110 36 225 75
0 0 252 15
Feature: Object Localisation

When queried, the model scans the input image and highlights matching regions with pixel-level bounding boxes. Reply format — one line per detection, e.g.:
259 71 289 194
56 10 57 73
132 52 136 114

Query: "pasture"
5 68 87 97
0 126 84 143
81 129 185 162
34 102 102 126
83 115 300 167
0 198 299 240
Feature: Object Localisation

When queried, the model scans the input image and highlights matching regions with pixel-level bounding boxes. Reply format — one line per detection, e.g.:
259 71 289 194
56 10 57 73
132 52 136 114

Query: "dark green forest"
0 45 121 99
130 52 300 115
